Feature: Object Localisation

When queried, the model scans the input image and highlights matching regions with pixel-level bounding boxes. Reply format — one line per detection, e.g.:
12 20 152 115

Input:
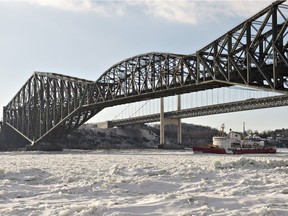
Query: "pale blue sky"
1 0 287 133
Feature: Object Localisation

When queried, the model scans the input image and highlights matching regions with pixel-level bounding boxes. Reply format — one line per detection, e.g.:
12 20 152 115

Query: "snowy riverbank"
1 149 288 215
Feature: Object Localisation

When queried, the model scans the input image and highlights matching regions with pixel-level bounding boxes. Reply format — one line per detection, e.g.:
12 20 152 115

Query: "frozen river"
1 149 288 215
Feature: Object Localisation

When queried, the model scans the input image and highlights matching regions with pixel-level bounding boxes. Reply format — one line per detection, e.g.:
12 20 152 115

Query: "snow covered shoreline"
1 149 288 215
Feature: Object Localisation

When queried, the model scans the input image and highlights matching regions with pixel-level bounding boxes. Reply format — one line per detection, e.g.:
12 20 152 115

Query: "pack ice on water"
1 149 288 215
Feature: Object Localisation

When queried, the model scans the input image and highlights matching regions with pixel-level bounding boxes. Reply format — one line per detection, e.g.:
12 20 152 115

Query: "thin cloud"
28 0 99 12
28 0 124 15
24 0 272 24
136 0 272 24
225 1 272 17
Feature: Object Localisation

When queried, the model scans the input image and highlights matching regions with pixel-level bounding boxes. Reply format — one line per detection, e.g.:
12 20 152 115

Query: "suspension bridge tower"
159 95 183 149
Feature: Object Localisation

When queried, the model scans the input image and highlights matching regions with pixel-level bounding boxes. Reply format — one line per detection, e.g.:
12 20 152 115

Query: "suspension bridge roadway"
106 94 288 128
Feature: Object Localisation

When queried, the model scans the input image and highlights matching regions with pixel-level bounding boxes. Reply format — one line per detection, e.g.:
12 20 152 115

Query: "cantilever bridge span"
2 0 288 145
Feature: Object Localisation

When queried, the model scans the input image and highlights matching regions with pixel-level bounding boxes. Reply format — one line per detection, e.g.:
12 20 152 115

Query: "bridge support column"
177 95 182 145
158 95 183 149
2 106 6 123
160 97 165 147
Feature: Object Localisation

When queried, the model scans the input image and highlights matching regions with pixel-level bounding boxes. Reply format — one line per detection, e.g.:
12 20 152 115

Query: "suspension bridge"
1 0 288 148
106 93 288 128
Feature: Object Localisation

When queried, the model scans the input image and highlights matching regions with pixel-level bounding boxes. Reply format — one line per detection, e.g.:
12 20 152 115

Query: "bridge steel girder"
3 72 101 143
198 0 288 90
85 0 288 111
2 0 288 145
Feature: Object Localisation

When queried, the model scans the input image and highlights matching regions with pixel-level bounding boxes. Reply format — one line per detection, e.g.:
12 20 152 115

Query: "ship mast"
220 124 225 136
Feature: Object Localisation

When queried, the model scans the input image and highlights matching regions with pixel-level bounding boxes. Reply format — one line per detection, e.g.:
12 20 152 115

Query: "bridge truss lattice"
3 0 288 144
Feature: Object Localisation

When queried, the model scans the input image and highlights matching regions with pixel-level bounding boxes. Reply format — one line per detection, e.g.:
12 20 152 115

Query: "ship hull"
192 147 276 154
192 147 227 154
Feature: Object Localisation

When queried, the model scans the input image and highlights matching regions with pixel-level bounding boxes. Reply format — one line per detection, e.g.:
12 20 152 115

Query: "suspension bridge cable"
112 104 131 120
129 100 150 118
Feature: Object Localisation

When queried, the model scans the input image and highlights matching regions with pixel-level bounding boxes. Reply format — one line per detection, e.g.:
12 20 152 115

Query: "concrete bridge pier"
159 95 183 149
0 121 2 134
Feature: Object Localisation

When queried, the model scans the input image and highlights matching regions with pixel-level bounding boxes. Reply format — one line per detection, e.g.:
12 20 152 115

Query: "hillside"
63 123 220 150
2 122 287 151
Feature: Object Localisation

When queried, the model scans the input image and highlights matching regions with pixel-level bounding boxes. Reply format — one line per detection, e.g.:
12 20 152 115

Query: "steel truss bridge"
2 0 288 145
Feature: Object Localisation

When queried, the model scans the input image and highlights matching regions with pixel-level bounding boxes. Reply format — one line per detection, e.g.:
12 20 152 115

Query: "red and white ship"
192 124 277 154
